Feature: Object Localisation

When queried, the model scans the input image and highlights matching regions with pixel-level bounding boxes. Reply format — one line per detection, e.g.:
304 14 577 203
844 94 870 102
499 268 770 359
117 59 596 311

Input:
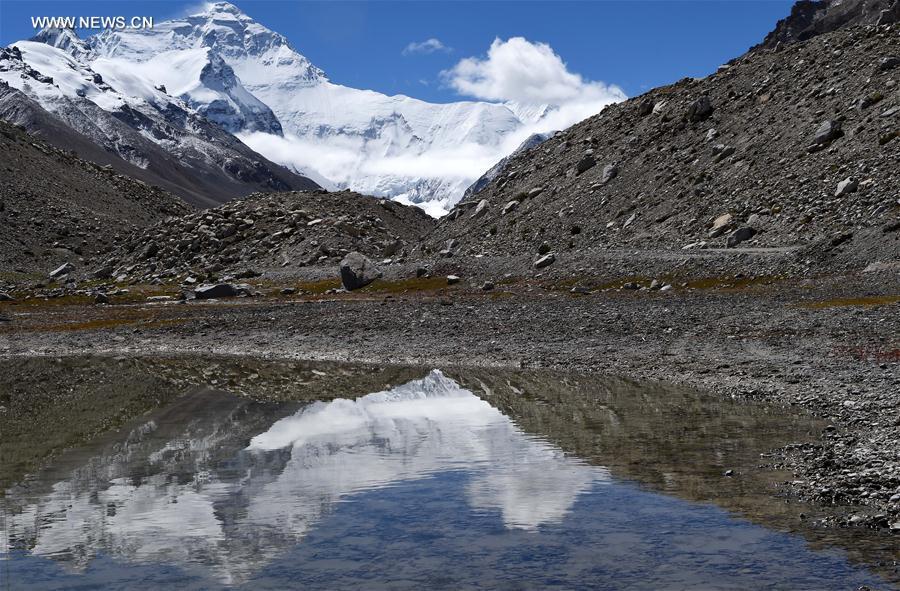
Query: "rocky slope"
94 190 435 285
0 119 189 275
423 22 900 273
755 0 900 50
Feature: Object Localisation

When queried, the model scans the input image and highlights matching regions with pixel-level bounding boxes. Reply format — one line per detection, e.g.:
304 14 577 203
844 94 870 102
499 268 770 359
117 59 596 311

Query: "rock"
534 253 556 269
601 164 619 184
724 469 734 477
877 56 900 72
712 213 733 231
835 177 859 197
812 119 842 145
705 128 718 141
713 144 735 162
0 292 12 302
638 99 654 116
527 187 544 198
481 281 495 291
446 275 461 285
49 262 74 279
94 293 109 305
280 287 297 295
194 283 239 299
471 199 490 219
538 242 552 255
339 252 382 291
575 154 596 175
416 266 429 278
142 242 159 259
685 96 713 122
726 227 757 248
502 200 520 215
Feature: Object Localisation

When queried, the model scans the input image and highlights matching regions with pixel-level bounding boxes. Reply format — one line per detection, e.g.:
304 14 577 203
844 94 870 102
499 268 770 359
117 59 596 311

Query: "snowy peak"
91 2 325 86
30 27 92 60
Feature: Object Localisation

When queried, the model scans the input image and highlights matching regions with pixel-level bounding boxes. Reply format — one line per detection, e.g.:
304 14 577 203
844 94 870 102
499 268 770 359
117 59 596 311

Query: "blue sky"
0 0 793 102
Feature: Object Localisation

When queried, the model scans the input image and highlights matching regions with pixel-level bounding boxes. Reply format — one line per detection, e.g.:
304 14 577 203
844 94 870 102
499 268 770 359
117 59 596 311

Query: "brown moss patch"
802 295 900 309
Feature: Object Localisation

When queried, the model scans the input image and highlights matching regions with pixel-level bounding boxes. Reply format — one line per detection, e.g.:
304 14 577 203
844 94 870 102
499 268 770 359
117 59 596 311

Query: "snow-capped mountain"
4 2 621 213
84 1 608 214
0 33 317 206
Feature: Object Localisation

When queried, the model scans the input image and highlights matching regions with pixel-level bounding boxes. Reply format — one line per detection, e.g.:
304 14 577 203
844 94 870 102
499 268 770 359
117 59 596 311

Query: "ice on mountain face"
94 48 282 134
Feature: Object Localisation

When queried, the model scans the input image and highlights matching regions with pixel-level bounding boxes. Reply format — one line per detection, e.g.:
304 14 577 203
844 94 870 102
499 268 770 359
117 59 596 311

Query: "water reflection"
1 360 894 589
4 371 602 585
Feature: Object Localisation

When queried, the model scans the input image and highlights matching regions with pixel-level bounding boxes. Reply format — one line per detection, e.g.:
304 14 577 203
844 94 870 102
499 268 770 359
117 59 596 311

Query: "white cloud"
403 38 451 56
443 36 625 108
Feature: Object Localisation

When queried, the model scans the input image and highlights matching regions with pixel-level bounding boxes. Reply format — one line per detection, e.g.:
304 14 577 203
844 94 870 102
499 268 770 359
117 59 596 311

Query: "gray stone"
481 281 495 291
471 199 490 219
601 164 619 184
726 227 757 248
49 262 75 279
813 119 842 145
877 56 900 72
638 99 654 116
0 292 13 301
575 154 596 175
686 96 713 122
835 177 859 197
502 200 520 215
446 275 461 285
534 253 556 269
194 283 239 299
339 252 382 291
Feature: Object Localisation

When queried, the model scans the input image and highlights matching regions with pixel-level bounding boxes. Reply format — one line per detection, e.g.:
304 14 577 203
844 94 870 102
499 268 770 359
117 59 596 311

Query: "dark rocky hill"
754 0 899 51
423 21 899 273
0 119 189 276
95 190 435 284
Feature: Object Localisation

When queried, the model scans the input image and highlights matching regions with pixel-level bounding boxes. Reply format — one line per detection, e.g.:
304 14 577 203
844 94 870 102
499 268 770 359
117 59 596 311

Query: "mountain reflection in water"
1 361 892 590
5 371 602 585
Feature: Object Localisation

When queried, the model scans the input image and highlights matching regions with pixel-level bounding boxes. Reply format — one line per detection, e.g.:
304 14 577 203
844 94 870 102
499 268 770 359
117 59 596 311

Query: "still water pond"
0 357 895 589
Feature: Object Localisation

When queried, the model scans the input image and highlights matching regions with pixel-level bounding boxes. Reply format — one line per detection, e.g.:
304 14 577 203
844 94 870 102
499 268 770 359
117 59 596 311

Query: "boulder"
877 56 900 72
0 292 13 302
534 253 556 269
835 177 859 197
726 227 757 248
339 252 382 291
812 119 842 145
686 96 713 122
601 164 619 184
471 199 490 219
49 262 75 279
194 283 239 299
638 99 654 116
446 275 461 285
575 154 596 175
